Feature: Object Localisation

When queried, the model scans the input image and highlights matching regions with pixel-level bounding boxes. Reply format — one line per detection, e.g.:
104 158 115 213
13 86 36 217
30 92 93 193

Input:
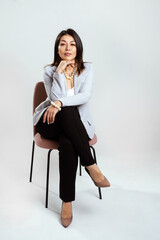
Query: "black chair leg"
90 146 102 200
79 158 82 176
29 140 35 182
45 149 53 208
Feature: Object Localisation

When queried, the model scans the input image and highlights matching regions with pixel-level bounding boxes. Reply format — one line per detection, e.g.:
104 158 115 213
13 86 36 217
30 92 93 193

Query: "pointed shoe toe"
61 216 73 228
94 176 111 188
85 167 111 188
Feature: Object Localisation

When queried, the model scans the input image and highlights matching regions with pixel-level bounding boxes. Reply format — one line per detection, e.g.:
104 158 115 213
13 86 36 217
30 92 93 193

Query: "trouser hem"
60 197 75 202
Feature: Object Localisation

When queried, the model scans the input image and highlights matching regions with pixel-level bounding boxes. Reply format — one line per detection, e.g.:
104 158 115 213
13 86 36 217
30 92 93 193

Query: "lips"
64 53 71 56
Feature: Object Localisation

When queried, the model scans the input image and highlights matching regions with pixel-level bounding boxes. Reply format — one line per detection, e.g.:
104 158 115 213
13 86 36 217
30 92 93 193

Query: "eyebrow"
60 40 76 43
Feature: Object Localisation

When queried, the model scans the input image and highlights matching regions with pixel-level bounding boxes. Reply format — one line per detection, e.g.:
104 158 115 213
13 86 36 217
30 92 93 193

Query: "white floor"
0 140 160 240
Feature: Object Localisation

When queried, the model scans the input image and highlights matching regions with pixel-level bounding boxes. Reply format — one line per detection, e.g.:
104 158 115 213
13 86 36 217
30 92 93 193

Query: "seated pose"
33 28 110 228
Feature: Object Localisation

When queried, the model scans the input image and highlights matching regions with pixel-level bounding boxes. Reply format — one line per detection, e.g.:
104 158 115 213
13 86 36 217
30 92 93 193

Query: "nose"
65 44 70 50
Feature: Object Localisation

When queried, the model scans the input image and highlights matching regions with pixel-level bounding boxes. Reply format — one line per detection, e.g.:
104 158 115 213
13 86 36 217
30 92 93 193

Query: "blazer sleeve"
58 64 94 106
43 66 66 101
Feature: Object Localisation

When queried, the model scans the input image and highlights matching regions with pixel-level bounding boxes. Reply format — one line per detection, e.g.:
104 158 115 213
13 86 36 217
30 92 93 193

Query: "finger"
66 60 74 66
50 112 53 124
47 112 50 124
62 60 68 66
51 112 55 123
43 111 47 123
70 60 75 65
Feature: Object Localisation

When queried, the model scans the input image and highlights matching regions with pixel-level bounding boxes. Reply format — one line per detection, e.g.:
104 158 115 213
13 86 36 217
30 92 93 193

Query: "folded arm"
43 64 94 107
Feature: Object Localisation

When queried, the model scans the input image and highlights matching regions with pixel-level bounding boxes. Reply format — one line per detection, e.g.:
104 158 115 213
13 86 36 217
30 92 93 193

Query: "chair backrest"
33 82 47 135
33 82 47 113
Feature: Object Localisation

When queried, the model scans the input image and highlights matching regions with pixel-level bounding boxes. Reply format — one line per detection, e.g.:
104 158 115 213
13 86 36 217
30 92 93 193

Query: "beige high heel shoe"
85 166 111 188
61 202 73 228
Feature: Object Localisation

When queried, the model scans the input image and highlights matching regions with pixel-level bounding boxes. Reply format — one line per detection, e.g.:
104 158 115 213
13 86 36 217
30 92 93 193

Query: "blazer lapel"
74 71 85 94
74 72 78 94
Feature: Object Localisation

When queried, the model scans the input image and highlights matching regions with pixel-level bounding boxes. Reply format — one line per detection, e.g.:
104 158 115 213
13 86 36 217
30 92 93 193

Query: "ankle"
86 163 96 170
62 201 72 206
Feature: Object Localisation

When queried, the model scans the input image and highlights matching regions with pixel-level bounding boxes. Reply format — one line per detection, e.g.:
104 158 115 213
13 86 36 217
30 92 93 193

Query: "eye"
60 43 76 46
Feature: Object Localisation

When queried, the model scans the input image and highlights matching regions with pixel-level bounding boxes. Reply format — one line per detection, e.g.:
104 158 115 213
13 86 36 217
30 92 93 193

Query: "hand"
43 105 59 124
56 60 76 74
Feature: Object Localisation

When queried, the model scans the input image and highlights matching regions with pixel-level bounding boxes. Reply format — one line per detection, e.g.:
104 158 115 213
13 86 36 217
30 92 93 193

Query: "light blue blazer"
33 62 95 139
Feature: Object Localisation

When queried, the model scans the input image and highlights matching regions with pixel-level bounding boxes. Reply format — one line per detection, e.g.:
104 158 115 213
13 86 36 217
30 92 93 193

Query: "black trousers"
36 106 96 202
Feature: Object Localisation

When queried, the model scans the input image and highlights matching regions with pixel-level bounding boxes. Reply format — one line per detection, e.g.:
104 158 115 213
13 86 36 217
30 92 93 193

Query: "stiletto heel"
85 167 111 188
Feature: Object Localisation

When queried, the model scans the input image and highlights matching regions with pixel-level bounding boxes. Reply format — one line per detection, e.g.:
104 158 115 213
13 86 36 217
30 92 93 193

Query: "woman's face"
58 34 77 62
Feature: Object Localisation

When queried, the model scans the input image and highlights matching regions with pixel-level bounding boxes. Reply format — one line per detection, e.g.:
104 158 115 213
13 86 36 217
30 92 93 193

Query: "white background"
0 0 160 239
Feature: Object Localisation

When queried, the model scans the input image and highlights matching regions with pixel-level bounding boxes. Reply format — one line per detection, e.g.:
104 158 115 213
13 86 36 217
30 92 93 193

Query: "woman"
33 28 110 228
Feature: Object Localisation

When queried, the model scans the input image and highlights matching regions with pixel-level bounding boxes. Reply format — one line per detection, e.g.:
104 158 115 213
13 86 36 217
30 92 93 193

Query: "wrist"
51 101 61 111
56 69 63 74
55 100 62 108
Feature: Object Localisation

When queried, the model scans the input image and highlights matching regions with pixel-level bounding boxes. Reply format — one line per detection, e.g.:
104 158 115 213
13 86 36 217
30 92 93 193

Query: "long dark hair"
46 28 89 76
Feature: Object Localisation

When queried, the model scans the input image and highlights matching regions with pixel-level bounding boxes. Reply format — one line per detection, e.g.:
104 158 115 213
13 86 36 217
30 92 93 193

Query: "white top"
67 87 74 97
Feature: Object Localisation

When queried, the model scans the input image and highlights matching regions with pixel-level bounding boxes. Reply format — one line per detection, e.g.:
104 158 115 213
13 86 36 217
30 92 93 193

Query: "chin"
64 56 75 61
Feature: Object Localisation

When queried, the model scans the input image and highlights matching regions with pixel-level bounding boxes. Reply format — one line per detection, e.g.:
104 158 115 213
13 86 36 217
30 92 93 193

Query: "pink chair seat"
89 134 97 146
34 132 97 150
34 133 59 149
